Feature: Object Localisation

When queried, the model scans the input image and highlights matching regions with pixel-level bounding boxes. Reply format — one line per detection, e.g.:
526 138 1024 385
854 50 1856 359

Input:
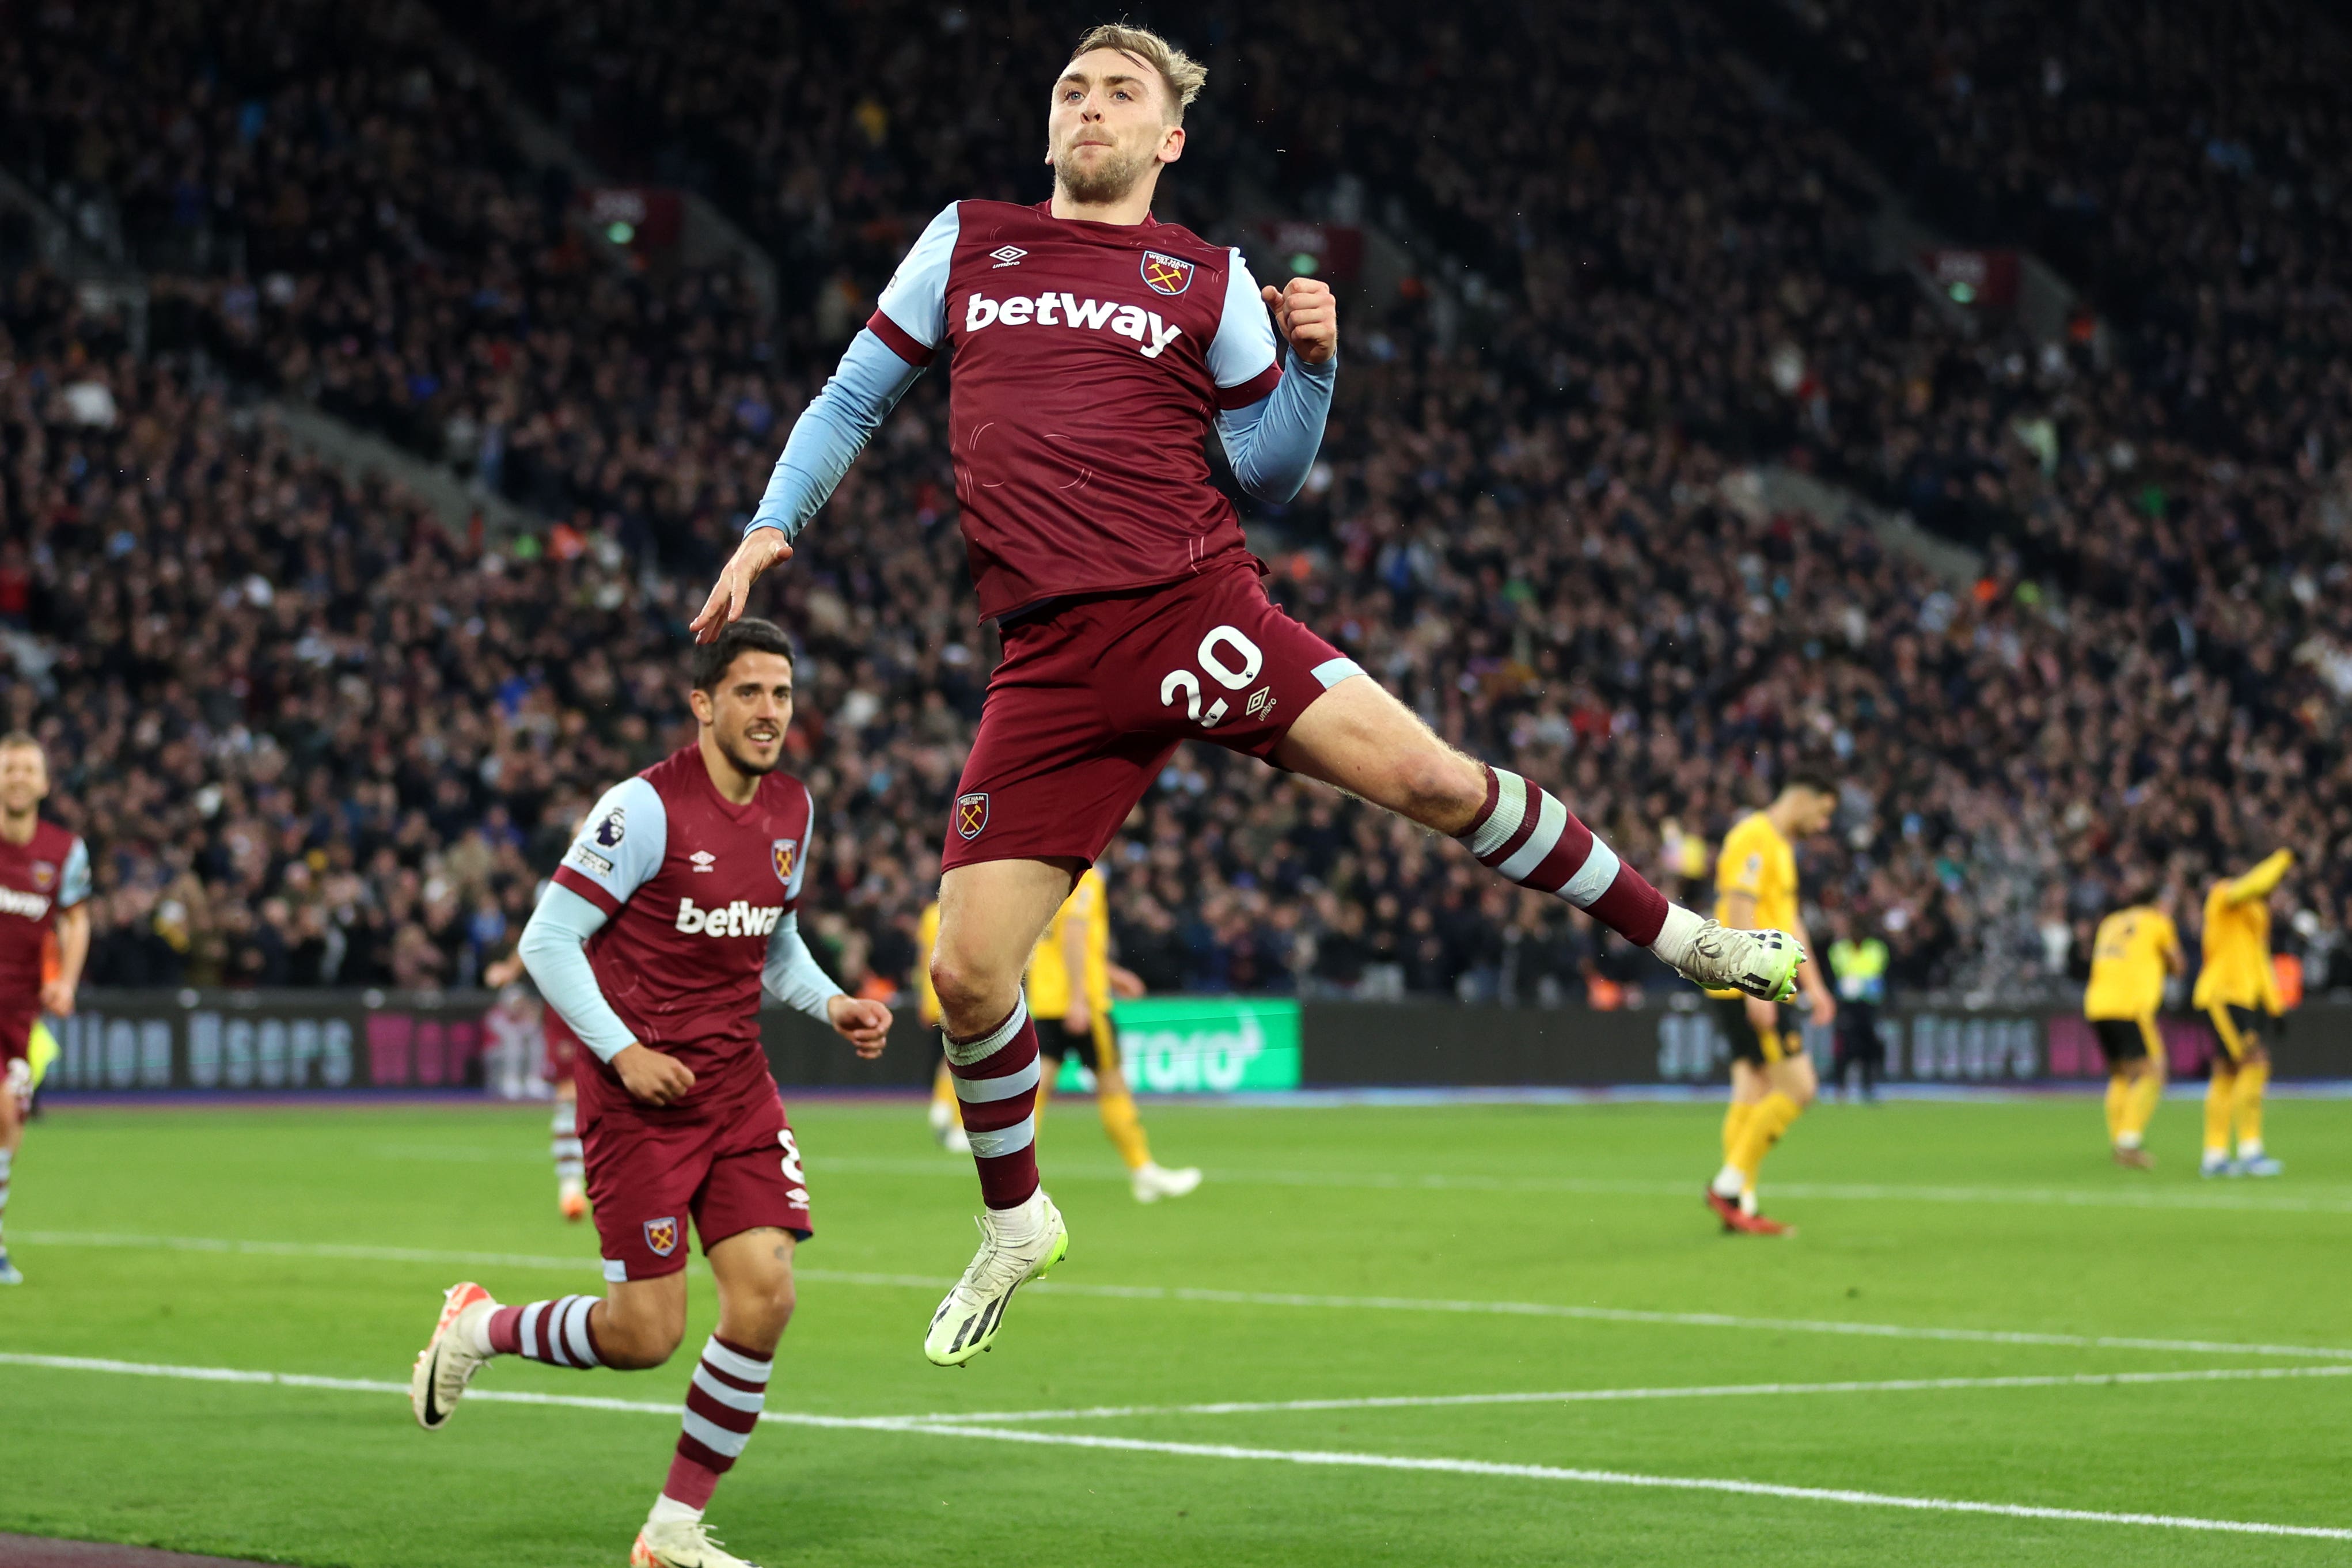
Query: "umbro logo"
989 245 1027 268
691 850 716 873
1245 686 1276 719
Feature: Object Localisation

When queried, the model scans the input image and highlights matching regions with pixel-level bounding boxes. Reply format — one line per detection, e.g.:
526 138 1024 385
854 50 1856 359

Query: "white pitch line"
904 1423 2352 1541
22 1229 2352 1362
907 1364 2352 1425
6 1352 2345 1543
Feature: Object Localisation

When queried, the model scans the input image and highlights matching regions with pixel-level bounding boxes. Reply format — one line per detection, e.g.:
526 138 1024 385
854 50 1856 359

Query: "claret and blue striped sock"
944 996 1043 1210
479 1294 603 1368
1457 765 1671 946
660 1335 772 1514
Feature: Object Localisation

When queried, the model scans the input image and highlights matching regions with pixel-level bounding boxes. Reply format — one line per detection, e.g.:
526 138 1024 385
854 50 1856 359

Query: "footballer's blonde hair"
1068 24 1207 122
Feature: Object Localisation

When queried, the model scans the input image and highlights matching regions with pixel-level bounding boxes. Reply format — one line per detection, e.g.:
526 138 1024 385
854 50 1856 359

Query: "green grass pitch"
2 1090 2348 1566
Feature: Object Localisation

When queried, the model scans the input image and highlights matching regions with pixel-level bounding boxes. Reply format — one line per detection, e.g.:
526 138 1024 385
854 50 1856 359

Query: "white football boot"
923 1188 1068 1366
1131 1162 1202 1203
1667 917 1805 1001
632 1516 761 1567
409 1281 496 1430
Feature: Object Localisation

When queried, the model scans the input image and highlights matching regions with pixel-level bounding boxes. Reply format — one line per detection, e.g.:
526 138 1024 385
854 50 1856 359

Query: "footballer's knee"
724 1274 795 1353
594 1292 686 1369
929 951 1017 1034
596 1319 684 1370
1386 745 1486 835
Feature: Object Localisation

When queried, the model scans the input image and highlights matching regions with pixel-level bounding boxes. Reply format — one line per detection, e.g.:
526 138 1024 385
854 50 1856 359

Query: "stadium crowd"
2 0 2349 1005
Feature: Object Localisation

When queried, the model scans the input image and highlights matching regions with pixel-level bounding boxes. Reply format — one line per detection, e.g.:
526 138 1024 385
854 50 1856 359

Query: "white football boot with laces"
1131 1161 1202 1203
632 1516 761 1567
1667 917 1805 1001
409 1281 496 1430
923 1187 1068 1366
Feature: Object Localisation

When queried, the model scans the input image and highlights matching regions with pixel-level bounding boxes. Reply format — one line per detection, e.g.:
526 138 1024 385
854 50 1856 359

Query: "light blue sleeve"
745 203 954 544
554 777 667 909
1215 352 1337 503
763 913 845 1022
872 202 961 350
745 330 927 542
518 884 637 1062
1205 248 1281 392
58 837 92 909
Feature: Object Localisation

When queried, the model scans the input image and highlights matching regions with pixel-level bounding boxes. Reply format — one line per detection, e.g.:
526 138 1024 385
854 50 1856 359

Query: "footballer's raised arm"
519 778 668 1062
741 203 958 548
696 204 958 640
1210 249 1335 503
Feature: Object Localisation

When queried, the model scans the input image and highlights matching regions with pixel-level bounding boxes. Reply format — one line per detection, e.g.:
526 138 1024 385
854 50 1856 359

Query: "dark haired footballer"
408 620 893 1568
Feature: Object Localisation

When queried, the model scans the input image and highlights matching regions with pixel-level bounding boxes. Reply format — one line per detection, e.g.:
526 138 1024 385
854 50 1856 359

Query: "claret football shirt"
867 200 1284 620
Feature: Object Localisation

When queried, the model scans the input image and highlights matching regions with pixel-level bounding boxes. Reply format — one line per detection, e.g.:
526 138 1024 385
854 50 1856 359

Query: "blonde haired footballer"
1025 864 1200 1202
2082 886 2184 1168
699 21 1806 1366
1704 774 1838 1235
2193 849 2293 1178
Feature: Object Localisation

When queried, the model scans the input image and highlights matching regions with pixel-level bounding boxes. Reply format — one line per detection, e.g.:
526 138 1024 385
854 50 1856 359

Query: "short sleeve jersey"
549 746 814 1092
868 200 1284 620
0 821 89 1015
2084 906 2178 1020
1714 813 1797 934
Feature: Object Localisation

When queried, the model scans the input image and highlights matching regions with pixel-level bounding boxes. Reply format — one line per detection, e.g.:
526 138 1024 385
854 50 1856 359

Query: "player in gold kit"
1702 774 1839 1235
1026 866 1200 1203
2082 885 2184 1169
2194 850 2293 1178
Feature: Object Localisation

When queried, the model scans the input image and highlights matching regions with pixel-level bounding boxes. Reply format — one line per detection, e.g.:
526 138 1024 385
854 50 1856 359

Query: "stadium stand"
1 0 2346 1006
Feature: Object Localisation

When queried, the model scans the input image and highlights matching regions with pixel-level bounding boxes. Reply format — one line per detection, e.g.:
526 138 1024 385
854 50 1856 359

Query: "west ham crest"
1140 250 1194 296
772 837 799 884
955 792 990 841
643 1217 679 1258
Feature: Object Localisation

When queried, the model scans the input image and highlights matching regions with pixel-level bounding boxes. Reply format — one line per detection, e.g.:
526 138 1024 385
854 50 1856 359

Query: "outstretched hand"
691 528 794 644
1262 278 1337 366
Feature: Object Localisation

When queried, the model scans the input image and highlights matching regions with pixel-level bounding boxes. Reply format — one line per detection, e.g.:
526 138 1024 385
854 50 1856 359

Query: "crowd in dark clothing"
1 0 2347 1003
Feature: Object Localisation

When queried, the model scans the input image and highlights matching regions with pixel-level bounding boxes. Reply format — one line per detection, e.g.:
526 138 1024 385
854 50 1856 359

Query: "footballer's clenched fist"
1262 277 1337 366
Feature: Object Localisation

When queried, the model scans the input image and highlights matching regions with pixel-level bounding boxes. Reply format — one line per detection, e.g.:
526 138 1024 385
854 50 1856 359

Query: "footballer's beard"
1053 139 1152 206
717 729 783 779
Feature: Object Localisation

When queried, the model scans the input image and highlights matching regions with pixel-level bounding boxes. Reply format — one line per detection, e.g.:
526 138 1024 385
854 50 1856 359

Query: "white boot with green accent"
923 1188 1068 1366
1661 914 1806 1001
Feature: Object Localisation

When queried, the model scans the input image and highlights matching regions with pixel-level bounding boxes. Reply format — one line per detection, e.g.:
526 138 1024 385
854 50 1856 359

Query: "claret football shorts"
581 1072 813 1282
942 560 1363 870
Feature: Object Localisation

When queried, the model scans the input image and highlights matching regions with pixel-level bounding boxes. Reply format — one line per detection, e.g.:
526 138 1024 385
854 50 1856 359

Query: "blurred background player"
1025 864 1201 1203
0 733 89 1286
2194 849 2293 1178
411 621 892 1568
484 944 591 1221
1825 909 1887 1103
1704 774 1839 1236
2083 883 2184 1170
913 898 971 1155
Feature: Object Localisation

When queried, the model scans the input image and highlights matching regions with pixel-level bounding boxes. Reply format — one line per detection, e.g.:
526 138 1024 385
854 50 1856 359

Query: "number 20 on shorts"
1159 625 1264 730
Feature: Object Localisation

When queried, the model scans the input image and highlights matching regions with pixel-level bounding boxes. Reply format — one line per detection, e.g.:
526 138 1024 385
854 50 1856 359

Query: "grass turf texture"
2 1094 2347 1566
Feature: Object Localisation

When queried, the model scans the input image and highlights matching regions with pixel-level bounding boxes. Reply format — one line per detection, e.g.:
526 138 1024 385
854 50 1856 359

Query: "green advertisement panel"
1053 997 1303 1094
